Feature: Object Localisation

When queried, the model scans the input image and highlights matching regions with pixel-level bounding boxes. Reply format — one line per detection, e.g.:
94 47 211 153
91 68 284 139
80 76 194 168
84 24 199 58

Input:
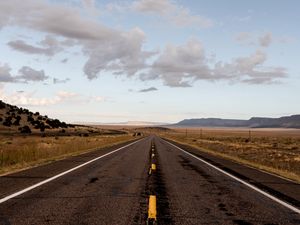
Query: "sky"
0 0 299 123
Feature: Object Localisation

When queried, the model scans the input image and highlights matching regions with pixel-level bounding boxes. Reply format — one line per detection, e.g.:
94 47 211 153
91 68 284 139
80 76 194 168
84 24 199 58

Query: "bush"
3 117 12 127
37 122 46 132
20 125 31 134
40 126 45 132
27 115 34 122
13 120 20 126
13 115 21 126
0 100 5 109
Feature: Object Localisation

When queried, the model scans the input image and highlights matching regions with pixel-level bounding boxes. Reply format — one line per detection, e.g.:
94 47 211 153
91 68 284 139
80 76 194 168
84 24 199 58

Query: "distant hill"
0 100 73 133
174 115 300 128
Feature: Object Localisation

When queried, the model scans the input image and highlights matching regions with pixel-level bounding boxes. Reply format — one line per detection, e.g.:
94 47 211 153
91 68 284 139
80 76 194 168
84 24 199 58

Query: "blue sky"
0 0 299 123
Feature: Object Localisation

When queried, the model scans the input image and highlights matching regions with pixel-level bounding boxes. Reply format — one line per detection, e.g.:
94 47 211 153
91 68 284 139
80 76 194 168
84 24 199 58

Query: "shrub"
40 126 45 132
60 122 68 128
20 125 31 133
13 119 20 126
27 115 34 122
3 117 12 127
13 115 21 126
0 100 5 109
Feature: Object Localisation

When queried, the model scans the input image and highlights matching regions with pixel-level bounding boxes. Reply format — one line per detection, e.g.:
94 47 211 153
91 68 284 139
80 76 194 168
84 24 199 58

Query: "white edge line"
164 140 300 214
0 138 144 204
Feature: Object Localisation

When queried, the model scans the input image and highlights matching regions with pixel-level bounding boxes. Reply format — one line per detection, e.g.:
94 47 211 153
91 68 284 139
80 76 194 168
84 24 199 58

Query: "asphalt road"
0 135 299 225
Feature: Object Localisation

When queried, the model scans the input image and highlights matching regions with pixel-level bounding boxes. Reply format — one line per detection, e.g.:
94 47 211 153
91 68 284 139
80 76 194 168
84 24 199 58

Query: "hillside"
0 100 74 134
174 115 300 128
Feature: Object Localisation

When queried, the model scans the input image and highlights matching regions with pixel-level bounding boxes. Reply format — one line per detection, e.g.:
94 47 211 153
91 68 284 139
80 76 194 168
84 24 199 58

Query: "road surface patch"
164 139 300 215
0 139 144 204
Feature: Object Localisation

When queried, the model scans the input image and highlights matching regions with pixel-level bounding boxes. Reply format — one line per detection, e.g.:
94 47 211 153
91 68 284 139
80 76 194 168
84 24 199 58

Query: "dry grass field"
160 127 300 183
0 133 136 175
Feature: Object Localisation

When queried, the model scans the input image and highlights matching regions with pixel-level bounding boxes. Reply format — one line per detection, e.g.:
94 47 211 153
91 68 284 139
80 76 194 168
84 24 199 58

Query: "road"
0 135 299 225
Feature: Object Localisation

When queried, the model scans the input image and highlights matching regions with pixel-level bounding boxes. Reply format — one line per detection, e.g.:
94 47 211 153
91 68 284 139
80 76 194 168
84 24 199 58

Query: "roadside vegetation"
0 100 139 175
0 134 136 175
160 128 300 183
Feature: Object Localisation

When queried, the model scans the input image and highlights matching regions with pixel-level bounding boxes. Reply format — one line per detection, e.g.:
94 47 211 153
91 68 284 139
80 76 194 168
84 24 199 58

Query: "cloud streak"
236 31 273 47
138 87 158 92
0 86 106 107
53 78 70 84
132 0 213 28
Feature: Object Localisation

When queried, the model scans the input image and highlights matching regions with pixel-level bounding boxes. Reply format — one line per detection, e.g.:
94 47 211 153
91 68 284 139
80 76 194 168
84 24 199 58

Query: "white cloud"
132 0 213 28
142 40 287 86
0 0 152 80
56 91 78 99
7 35 65 56
0 90 61 106
53 77 70 84
91 96 106 102
143 39 210 87
138 87 158 92
132 0 175 15
82 27 154 79
0 64 16 82
0 85 108 107
18 66 49 82
235 32 273 47
0 63 50 83
212 50 287 84
259 32 272 47
0 1 287 87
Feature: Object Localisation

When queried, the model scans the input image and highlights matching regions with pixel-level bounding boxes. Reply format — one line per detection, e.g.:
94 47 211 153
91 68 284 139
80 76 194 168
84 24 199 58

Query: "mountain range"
173 115 300 128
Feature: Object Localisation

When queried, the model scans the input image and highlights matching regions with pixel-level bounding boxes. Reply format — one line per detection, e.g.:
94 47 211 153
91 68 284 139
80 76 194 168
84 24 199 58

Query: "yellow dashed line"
151 164 156 170
148 195 157 221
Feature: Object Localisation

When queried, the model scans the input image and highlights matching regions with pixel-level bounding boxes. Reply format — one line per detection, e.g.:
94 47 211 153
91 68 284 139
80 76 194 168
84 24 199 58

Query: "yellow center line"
151 164 156 170
148 195 157 221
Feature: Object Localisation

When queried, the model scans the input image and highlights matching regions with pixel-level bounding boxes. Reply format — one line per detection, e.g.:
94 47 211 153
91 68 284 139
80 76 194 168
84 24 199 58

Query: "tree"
20 126 31 134
0 101 5 109
3 117 12 127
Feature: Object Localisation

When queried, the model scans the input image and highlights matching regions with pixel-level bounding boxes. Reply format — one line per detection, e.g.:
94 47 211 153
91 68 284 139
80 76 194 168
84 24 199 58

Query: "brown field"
0 131 136 175
159 127 300 183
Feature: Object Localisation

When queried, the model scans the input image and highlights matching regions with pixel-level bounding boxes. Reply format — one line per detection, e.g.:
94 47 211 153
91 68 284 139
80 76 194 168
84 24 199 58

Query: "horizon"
74 114 300 125
1 0 300 123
